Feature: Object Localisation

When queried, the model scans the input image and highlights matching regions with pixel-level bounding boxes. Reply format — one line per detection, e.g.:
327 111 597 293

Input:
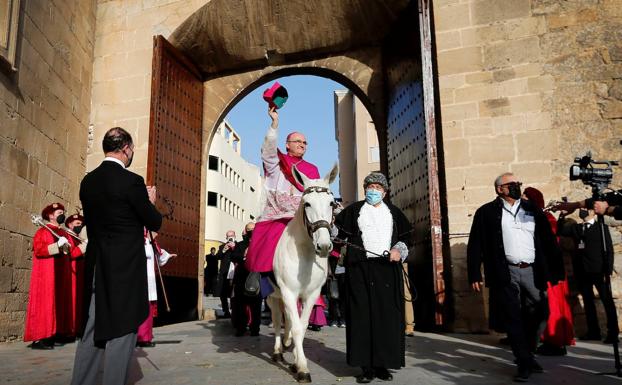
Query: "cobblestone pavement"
2 297 622 385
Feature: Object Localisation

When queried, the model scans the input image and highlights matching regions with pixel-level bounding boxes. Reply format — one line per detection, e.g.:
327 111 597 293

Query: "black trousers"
219 279 232 315
579 272 619 338
328 274 346 323
495 266 548 365
232 292 262 333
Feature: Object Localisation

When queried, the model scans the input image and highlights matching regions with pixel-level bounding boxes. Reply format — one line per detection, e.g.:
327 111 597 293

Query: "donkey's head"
292 163 339 257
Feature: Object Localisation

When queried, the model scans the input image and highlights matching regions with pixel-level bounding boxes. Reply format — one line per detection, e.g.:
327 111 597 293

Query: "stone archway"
149 0 445 330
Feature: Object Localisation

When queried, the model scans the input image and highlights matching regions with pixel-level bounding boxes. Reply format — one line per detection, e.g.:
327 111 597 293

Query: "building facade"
334 90 380 207
204 120 261 251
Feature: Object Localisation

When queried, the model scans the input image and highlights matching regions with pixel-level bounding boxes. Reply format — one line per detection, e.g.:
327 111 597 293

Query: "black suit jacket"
80 160 162 341
467 197 563 290
213 243 236 297
558 218 613 275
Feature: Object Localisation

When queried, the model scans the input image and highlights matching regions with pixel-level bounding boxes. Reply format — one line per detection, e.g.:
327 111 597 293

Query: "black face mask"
125 149 134 168
507 184 522 200
73 225 83 235
56 214 66 225
579 209 589 220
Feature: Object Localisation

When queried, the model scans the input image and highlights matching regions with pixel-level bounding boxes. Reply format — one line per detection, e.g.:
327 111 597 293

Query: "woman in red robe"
24 203 71 349
523 187 575 355
64 214 87 338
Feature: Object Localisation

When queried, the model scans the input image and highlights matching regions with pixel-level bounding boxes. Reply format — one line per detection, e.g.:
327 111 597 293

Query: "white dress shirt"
501 199 536 264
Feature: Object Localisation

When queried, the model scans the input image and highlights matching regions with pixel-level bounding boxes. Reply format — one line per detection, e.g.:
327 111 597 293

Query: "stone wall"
434 0 622 332
0 0 96 341
89 0 208 177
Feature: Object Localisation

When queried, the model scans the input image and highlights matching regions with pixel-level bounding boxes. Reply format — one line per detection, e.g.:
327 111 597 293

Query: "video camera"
569 151 618 197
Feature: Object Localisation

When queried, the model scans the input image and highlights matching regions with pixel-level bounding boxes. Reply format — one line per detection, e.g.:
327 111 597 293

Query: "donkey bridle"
301 186 334 238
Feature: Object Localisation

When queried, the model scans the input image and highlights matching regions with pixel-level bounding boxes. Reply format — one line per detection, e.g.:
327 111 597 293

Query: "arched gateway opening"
147 0 447 331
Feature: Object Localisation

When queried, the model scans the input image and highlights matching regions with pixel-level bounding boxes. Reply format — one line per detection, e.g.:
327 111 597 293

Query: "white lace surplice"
358 202 393 259
257 125 304 221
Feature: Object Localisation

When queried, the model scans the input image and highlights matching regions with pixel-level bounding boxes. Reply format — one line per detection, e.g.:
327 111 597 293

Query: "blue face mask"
365 189 383 206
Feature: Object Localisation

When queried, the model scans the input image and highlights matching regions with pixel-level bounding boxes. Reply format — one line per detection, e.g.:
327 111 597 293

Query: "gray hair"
494 172 514 188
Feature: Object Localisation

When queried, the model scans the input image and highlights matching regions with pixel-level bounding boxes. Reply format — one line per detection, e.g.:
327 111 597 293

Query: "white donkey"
266 163 338 383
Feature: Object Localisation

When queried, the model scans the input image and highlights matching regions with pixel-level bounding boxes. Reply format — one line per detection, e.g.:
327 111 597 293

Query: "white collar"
502 199 520 210
585 217 596 225
103 157 126 169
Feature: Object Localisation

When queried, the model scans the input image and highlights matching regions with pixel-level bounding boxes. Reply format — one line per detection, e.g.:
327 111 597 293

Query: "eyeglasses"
499 181 522 188
287 140 307 145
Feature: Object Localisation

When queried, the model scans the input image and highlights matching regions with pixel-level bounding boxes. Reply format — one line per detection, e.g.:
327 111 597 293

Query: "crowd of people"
21 109 621 385
24 206 86 349
468 172 619 382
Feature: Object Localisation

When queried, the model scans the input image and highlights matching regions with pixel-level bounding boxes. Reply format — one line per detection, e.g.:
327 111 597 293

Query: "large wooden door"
147 35 203 280
383 1 444 329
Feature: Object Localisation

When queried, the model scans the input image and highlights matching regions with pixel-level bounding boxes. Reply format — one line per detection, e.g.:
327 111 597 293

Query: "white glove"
57 237 69 247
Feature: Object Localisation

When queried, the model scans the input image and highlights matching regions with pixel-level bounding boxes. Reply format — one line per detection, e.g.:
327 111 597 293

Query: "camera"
569 151 618 195
226 237 235 243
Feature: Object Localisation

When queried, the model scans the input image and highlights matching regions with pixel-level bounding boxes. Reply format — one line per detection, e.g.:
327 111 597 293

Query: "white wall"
205 120 262 243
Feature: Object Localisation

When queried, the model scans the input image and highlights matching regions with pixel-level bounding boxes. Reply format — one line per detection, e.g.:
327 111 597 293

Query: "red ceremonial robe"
24 226 71 341
67 234 85 336
541 212 575 347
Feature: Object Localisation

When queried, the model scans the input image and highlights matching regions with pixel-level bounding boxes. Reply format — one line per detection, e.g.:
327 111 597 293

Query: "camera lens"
569 165 582 180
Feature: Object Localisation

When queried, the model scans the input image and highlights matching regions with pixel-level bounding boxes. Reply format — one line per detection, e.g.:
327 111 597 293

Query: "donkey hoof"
289 364 298 373
284 339 293 349
271 353 284 362
296 372 312 383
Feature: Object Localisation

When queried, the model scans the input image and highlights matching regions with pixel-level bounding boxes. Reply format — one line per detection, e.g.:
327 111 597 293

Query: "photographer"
214 230 238 318
554 194 622 220
557 209 618 343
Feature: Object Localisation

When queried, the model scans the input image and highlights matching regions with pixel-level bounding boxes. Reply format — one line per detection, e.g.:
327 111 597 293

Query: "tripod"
592 188 621 377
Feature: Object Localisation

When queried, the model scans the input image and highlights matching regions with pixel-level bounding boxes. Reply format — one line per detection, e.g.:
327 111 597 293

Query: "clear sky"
224 75 345 194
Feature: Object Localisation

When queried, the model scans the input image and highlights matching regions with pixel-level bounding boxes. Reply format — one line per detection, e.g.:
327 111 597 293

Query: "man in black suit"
467 172 563 382
71 127 162 385
558 209 618 343
214 230 237 318
205 247 218 296
231 222 262 336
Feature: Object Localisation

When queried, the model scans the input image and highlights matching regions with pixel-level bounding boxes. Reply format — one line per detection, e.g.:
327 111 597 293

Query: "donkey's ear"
324 162 339 185
292 164 310 187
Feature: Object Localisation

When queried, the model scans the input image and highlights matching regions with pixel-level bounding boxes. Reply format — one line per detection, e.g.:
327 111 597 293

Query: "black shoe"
30 340 54 350
136 341 156 348
235 329 246 337
499 336 510 345
356 367 374 384
250 330 260 337
513 365 531 382
604 335 620 344
579 332 601 341
221 312 231 319
374 367 393 381
530 359 544 373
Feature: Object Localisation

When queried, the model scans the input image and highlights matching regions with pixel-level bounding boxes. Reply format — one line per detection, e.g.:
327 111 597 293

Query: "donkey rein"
331 235 416 303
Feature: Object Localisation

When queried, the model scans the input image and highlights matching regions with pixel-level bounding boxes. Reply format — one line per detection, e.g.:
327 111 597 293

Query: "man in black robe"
335 172 412 383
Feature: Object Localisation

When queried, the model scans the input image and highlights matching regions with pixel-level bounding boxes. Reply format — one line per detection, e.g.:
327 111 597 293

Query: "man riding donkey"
244 106 320 295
